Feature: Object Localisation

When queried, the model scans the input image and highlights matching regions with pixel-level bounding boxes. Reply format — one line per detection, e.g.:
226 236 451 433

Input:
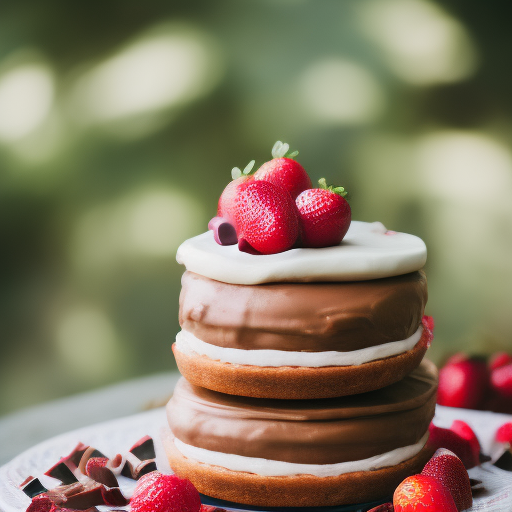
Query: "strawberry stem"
231 160 255 180
318 178 348 197
271 140 299 160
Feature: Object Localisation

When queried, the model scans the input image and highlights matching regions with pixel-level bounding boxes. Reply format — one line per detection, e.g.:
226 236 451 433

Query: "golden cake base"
162 429 433 508
172 333 429 399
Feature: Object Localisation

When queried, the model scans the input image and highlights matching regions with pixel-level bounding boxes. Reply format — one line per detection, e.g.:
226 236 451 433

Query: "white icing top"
176 221 427 285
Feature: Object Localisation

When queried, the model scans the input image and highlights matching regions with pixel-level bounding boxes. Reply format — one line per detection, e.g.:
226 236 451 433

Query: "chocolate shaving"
121 451 156 479
479 452 492 463
20 477 47 498
495 449 512 471
44 461 78 485
129 435 156 460
87 465 118 488
110 453 123 468
100 486 129 507
43 480 128 510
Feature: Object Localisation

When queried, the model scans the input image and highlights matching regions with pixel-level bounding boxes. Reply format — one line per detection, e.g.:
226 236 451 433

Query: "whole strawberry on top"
233 179 299 254
296 178 351 248
217 160 255 223
253 141 312 199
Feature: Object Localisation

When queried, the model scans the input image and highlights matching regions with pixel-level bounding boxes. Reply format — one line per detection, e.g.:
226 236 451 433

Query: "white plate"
1 406 512 512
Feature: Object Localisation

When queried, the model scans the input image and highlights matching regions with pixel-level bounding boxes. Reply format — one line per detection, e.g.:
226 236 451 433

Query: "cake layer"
176 221 427 284
172 326 430 399
167 360 437 465
172 433 428 477
180 270 427 352
175 325 422 367
163 428 433 507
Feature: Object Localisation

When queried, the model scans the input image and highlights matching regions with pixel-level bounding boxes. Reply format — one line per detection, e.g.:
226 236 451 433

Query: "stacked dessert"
163 143 437 507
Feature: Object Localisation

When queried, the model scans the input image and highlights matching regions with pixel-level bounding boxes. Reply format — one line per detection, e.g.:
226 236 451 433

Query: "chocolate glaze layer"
167 360 437 464
179 271 427 352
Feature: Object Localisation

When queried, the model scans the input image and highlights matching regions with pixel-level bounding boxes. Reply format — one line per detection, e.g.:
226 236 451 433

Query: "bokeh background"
1 0 512 417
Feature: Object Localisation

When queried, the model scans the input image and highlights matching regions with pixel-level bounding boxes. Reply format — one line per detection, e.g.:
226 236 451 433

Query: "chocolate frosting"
167 360 438 464
179 271 427 352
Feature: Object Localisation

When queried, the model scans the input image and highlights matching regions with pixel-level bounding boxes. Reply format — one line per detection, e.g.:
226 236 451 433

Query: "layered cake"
173 220 432 399
163 360 437 507
165 143 437 507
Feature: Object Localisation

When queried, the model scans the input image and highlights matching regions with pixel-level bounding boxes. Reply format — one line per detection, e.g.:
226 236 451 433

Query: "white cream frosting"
176 221 426 285
173 432 429 477
175 326 423 367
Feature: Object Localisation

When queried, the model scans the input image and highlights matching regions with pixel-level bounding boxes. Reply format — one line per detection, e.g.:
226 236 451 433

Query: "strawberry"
489 352 512 371
496 421 512 443
444 353 468 366
26 495 53 512
437 356 488 410
427 423 478 469
491 362 512 398
85 457 108 475
296 178 351 248
217 175 252 224
393 474 457 512
253 141 311 200
450 420 481 467
233 180 299 255
130 471 201 512
421 448 472 511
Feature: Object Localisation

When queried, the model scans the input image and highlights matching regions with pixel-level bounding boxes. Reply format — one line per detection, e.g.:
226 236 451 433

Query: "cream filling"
174 326 423 367
173 432 429 477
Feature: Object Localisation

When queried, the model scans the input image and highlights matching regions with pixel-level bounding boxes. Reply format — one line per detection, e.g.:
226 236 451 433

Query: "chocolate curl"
20 477 47 498
208 217 237 246
86 464 118 488
129 435 156 460
44 443 90 484
120 451 156 480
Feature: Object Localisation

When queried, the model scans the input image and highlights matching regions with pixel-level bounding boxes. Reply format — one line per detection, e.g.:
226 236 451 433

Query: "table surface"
0 371 181 466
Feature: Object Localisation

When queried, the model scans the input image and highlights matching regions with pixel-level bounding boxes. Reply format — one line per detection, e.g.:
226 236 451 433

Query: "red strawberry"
26 495 53 512
217 175 252 224
234 180 299 254
496 421 512 443
444 353 468 366
421 448 472 511
253 141 312 200
393 474 457 511
427 424 477 469
296 179 351 248
437 357 488 410
489 352 512 371
130 471 201 512
450 420 481 468
491 363 512 398
85 457 108 475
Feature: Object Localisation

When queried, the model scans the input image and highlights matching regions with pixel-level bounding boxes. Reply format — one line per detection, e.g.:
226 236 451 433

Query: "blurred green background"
1 0 511 417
